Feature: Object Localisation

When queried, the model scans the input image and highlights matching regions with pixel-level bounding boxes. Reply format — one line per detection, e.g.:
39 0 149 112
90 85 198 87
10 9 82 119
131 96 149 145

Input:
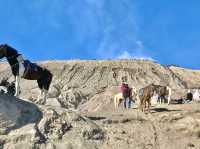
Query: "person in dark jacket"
120 80 132 109
185 90 193 103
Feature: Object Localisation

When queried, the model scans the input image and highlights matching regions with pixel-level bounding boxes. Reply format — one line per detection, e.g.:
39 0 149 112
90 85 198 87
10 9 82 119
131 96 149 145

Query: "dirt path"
82 103 200 149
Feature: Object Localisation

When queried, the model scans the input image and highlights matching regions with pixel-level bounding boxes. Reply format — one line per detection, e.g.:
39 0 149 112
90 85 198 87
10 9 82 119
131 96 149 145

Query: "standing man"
120 76 132 109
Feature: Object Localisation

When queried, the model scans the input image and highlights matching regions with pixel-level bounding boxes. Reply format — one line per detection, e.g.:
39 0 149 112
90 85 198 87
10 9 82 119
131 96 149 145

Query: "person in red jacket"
120 79 132 109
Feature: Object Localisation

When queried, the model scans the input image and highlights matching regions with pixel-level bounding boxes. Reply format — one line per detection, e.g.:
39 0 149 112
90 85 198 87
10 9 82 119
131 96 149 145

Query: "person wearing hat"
120 77 131 109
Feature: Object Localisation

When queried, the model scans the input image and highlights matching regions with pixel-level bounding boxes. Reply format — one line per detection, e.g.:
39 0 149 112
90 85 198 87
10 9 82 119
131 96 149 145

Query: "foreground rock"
0 95 105 149
0 94 42 135
1 94 200 149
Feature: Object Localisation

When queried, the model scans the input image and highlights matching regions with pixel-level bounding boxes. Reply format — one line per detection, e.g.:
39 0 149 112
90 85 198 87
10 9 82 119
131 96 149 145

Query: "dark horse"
0 44 53 104
156 85 172 105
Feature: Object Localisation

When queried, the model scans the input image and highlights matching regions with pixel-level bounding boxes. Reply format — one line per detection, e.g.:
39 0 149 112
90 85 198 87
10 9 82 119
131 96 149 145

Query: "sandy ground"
82 102 200 149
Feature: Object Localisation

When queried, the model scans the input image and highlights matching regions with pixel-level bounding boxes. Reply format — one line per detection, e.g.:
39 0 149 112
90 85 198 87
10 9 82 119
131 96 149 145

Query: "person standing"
186 89 193 103
120 77 131 109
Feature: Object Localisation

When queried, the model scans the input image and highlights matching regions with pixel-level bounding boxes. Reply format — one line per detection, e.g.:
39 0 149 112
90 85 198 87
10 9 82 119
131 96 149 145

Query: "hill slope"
1 60 200 110
1 60 200 149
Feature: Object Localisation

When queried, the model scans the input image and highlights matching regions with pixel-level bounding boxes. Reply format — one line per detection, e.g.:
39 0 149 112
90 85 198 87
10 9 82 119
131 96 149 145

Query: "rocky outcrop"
0 94 42 135
0 94 105 149
169 66 200 89
1 60 200 110
1 58 200 149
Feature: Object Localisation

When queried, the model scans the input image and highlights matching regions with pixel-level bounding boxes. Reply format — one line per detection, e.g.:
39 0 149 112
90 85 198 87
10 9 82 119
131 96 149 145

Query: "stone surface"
1 60 200 149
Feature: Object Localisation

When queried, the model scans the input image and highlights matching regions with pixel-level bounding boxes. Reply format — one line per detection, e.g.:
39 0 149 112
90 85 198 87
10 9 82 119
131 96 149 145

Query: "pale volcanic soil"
81 103 200 149
1 60 200 149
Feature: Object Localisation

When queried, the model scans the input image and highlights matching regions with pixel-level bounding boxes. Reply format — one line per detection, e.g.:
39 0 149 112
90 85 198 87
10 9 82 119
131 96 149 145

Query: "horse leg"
142 99 145 112
163 96 166 104
118 98 122 107
36 88 47 104
159 96 164 104
159 97 161 104
159 97 163 104
147 99 151 112
43 89 48 104
145 100 148 112
167 87 171 105
140 98 144 112
167 96 171 105
14 76 20 97
37 89 43 102
36 79 45 104
114 96 118 108
160 97 163 104
39 70 52 105
117 98 123 108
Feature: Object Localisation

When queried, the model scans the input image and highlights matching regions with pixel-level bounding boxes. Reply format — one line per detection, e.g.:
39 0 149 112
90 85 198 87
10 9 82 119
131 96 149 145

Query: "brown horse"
139 84 160 112
139 84 172 112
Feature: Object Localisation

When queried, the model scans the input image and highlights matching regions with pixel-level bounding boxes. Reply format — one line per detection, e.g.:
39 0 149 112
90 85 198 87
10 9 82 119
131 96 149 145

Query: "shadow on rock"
0 94 42 135
86 116 107 121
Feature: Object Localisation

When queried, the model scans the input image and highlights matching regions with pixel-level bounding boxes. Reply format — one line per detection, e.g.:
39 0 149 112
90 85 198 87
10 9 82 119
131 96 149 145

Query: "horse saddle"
23 60 39 80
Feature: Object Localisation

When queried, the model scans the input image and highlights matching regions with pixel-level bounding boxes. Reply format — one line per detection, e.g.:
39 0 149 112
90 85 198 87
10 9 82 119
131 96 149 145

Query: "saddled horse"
0 44 53 104
156 85 172 104
114 86 139 108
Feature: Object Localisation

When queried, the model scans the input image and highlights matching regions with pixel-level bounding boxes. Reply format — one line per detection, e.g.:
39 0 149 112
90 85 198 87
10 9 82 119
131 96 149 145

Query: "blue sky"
0 0 199 69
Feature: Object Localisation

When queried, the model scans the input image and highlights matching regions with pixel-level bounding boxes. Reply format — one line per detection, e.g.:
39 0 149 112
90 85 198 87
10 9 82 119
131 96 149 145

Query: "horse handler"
120 77 132 109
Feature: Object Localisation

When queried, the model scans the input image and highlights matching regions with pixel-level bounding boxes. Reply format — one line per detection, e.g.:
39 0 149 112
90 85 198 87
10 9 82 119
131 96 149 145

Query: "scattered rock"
82 125 105 140
38 109 72 140
188 143 195 148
